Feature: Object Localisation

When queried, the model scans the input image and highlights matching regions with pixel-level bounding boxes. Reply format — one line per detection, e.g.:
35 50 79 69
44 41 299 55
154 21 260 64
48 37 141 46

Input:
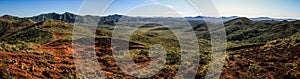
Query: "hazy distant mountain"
185 16 239 21
250 17 298 22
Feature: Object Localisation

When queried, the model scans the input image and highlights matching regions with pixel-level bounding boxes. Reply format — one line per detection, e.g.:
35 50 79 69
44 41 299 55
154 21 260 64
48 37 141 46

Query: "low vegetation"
0 14 299 78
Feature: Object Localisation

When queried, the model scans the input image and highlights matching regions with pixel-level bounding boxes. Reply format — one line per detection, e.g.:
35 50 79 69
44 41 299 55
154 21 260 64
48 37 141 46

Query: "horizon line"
1 12 300 20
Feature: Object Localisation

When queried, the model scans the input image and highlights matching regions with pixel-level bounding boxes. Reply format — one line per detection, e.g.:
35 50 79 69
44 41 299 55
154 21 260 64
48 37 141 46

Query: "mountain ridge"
1 12 298 25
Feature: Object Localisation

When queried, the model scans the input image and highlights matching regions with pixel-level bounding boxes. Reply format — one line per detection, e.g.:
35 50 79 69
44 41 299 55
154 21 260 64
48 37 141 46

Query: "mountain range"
1 12 300 44
1 12 298 26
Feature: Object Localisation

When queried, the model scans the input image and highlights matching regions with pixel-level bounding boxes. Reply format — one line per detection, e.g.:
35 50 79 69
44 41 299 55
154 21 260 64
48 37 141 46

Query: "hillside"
193 17 300 48
0 14 299 78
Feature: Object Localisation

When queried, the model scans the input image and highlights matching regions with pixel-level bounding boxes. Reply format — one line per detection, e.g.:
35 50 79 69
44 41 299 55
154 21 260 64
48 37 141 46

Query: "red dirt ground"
0 33 299 78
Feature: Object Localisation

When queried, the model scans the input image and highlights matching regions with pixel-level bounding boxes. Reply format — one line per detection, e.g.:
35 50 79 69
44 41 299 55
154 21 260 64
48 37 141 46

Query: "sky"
0 0 300 18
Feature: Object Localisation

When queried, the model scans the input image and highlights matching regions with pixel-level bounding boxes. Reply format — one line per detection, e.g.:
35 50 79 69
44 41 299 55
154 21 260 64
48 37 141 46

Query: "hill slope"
0 15 299 78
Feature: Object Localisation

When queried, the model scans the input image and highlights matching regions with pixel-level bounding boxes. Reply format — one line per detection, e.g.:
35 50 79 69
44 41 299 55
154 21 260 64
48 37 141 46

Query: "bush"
0 41 33 52
261 38 295 52
45 59 56 64
5 29 54 44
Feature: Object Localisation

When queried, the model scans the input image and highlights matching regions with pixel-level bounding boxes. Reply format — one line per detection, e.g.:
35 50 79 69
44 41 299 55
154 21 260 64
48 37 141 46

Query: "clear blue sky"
0 0 299 18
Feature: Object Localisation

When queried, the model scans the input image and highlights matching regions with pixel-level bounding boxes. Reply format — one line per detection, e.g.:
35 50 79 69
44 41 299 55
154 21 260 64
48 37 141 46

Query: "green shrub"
0 41 33 52
45 59 56 64
248 64 260 72
6 29 54 44
261 38 295 51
